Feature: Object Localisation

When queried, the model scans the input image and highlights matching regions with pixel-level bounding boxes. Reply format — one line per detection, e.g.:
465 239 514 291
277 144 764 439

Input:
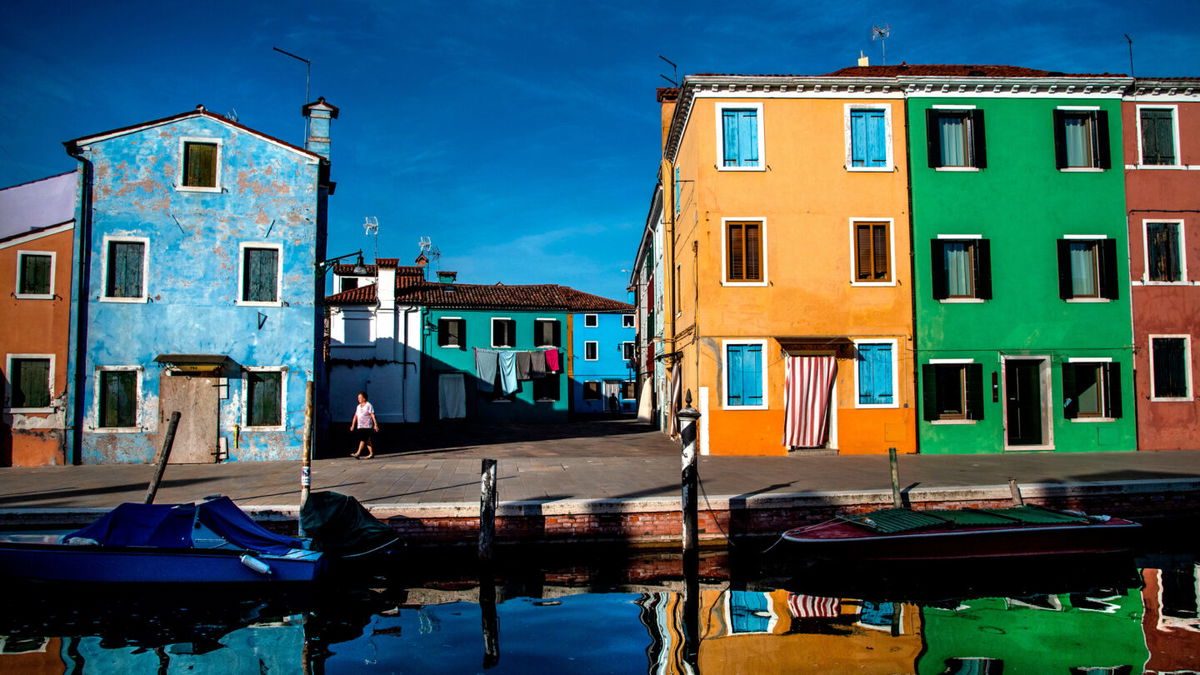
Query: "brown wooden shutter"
855 225 871 280
727 224 744 280
872 223 889 280
744 223 762 280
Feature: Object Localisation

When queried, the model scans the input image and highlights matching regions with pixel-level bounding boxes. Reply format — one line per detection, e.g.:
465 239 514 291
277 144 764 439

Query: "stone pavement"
3 420 1200 522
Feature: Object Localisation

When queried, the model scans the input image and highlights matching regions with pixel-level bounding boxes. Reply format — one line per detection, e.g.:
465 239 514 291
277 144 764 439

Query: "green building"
903 66 1136 453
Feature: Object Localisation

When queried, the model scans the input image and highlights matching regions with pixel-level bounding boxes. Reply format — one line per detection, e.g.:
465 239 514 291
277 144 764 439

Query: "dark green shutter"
931 240 949 300
107 241 144 298
12 359 50 408
248 372 282 427
1096 110 1111 170
1053 110 1067 169
1056 240 1073 299
244 248 279 302
926 110 940 168
1100 239 1119 300
1062 364 1079 419
965 364 985 420
921 364 939 421
1104 363 1122 419
99 371 136 428
970 109 987 168
976 239 993 300
184 142 217 188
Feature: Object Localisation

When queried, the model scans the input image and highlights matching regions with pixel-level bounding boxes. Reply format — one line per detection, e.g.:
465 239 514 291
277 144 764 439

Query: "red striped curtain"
788 593 841 619
784 356 837 448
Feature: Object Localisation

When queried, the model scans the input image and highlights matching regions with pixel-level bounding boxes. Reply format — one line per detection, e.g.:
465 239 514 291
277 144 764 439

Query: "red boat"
780 505 1141 561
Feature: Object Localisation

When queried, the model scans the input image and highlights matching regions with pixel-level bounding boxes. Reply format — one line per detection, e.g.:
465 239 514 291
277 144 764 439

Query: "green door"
1005 360 1044 447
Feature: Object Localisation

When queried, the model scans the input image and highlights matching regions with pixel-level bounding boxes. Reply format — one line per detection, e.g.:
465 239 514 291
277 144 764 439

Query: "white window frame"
927 358 976 425
721 217 769 287
1063 357 1117 423
721 339 769 410
236 242 284 307
853 339 899 409
1055 106 1105 173
93 365 142 432
848 218 897 287
843 103 894 172
99 235 149 303
491 317 515 348
176 137 223 193
929 105 981 172
1141 219 1188 285
1062 234 1110 303
584 341 599 361
14 250 56 300
622 314 635 328
1135 104 1182 168
935 234 985 303
534 318 560 348
715 102 766 172
439 316 465 349
5 353 55 413
622 341 635 361
1149 334 1193 402
722 591 778 635
242 366 288 431
583 314 598 328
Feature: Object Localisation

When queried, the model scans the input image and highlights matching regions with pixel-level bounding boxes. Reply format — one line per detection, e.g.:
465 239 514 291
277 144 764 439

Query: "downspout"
400 305 418 422
903 94 921 453
64 144 93 465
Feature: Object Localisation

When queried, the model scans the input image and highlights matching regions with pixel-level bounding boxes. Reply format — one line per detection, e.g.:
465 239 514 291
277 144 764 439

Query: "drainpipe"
400 305 418 422
63 144 93 465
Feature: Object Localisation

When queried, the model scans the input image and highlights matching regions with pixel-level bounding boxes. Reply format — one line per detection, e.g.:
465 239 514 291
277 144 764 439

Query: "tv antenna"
225 108 238 122
1124 34 1135 78
363 217 380 262
871 24 891 65
418 236 441 269
273 46 311 143
659 55 679 87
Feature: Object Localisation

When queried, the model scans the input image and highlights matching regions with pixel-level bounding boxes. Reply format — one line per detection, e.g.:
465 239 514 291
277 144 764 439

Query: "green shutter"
12 359 50 408
99 370 136 428
247 371 282 427
107 241 144 298
243 248 279 302
184 142 217 187
19 254 52 295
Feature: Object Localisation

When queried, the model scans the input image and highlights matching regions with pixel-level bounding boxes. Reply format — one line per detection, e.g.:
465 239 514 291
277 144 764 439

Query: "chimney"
436 270 457 284
301 97 339 159
375 260 397 361
414 252 429 282
657 87 679 153
857 51 870 67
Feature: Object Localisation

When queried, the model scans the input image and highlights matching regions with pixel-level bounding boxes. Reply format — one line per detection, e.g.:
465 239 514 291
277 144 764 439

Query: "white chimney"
857 51 870 67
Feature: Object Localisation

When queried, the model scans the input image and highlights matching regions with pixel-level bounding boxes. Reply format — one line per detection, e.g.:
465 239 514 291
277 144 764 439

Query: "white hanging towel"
438 373 466 419
784 356 837 448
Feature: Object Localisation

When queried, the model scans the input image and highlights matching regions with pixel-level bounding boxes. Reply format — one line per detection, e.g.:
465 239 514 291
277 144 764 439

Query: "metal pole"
479 459 498 562
678 391 701 554
299 381 314 536
144 411 181 504
889 447 902 508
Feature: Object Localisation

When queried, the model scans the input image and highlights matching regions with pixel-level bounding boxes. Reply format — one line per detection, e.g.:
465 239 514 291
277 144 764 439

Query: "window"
622 314 635 328
15 251 53 298
239 244 281 304
97 368 138 428
438 318 466 348
584 341 599 361
921 363 984 421
583 381 601 400
621 381 636 399
926 108 986 169
727 591 774 634
181 140 219 188
725 220 764 284
534 319 561 347
1145 221 1184 283
1139 107 1178 166
1053 109 1111 170
339 276 360 292
1057 238 1118 300
673 167 682 216
246 369 283 428
855 342 896 407
717 103 763 170
533 373 560 401
622 342 635 361
6 356 51 409
847 106 890 169
724 341 765 409
583 314 598 328
1151 337 1192 400
102 237 147 301
852 221 892 284
343 315 371 344
491 318 516 348
931 238 991 300
1062 361 1121 419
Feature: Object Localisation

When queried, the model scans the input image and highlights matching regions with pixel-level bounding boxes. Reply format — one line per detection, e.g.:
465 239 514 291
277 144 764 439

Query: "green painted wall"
422 308 568 423
910 97 1135 453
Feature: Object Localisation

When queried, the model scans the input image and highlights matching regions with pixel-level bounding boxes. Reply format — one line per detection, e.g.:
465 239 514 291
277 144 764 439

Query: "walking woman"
350 391 379 459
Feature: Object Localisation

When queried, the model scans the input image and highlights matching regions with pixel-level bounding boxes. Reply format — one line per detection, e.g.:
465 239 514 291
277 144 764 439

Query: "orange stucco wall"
669 95 916 455
0 226 74 465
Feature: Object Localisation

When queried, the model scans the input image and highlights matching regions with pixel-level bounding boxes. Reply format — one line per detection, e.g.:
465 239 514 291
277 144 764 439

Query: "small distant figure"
350 391 379 459
608 392 619 414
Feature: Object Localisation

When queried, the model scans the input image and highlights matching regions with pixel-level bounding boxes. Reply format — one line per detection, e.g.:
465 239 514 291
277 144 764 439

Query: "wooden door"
159 373 218 463
1005 360 1044 447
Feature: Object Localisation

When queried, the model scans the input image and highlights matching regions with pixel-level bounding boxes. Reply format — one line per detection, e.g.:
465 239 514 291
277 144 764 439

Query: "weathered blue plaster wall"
75 114 325 463
570 312 636 414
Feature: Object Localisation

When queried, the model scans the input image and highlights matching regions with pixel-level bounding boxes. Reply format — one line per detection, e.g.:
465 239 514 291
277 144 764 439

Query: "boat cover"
300 491 401 556
65 497 303 555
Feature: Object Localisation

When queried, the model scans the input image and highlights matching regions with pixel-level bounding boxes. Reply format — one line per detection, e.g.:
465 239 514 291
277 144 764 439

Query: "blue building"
63 100 336 463
569 307 637 415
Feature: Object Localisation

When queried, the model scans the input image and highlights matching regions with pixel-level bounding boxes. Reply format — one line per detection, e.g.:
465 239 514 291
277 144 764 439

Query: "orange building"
0 172 76 466
657 74 916 455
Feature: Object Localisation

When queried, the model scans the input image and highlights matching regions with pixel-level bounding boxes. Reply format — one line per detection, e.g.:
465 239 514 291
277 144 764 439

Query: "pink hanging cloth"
783 355 837 448
543 348 561 373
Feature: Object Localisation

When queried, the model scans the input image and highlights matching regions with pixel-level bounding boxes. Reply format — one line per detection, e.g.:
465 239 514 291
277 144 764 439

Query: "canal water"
1 534 1198 674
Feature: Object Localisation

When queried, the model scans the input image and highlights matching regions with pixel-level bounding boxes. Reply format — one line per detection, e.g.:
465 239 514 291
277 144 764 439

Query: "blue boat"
0 497 326 584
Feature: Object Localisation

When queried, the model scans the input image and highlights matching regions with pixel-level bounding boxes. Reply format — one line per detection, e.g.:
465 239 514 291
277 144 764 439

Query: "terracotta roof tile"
327 280 632 311
825 64 1123 78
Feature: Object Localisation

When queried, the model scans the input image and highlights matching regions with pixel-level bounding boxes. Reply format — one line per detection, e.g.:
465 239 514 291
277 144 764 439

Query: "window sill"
721 280 769 287
856 402 899 409
850 280 897 287
1069 417 1115 423
93 426 142 434
14 293 54 300
1138 281 1192 286
939 298 986 304
5 407 56 414
491 345 514 349
1128 164 1190 170
846 166 895 173
100 296 148 303
1058 167 1105 173
717 165 766 172
930 419 976 425
934 167 981 172
1065 298 1112 303
237 300 283 308
1150 397 1193 403
439 344 465 350
584 358 599 361
722 405 768 411
175 185 222 193
243 425 287 432
535 398 559 403
535 344 560 349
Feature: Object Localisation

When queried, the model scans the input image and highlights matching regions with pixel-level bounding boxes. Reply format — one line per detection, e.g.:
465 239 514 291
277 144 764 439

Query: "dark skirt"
353 427 374 443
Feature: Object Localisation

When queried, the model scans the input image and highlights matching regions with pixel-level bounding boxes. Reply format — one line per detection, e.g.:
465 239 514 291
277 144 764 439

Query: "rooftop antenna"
871 24 891 66
659 55 679 87
273 46 311 143
225 108 238 122
1124 34 1135 78
363 217 380 262
418 237 442 273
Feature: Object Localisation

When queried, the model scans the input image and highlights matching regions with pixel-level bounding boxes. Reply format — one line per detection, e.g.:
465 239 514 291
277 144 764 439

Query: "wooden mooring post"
144 411 181 504
677 391 702 667
299 381 314 536
479 458 498 562
888 447 902 508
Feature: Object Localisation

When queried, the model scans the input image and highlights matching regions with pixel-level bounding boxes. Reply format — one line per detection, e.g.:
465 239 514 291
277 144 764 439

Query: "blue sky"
2 0 1197 301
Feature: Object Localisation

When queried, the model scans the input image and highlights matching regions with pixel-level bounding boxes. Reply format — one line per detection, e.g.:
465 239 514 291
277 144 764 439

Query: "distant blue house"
63 99 336 463
569 309 636 415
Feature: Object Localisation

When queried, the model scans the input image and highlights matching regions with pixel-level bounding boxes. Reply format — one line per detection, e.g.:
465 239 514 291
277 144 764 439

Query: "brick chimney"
301 97 339 159
657 87 679 153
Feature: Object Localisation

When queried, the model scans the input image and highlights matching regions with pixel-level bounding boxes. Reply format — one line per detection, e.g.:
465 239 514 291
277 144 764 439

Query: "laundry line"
473 347 563 395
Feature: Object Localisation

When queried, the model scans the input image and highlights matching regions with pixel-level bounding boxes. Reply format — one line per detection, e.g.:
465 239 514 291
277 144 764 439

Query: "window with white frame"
622 314 635 328
1145 221 1185 283
1057 237 1118 300
584 341 599 361
1138 106 1179 166
15 251 54 299
583 314 598 328
102 237 148 301
1062 360 1122 419
846 105 892 170
922 362 984 421
96 367 139 429
723 219 766 285
491 318 516 348
239 243 282 305
926 107 986 169
438 317 466 348
534 319 561 347
723 341 766 409
622 342 635 361
180 139 220 190
855 341 897 407
245 368 285 428
851 221 893 284
1053 108 1111 170
5 355 52 410
1151 336 1192 401
717 103 764 170
931 237 992 300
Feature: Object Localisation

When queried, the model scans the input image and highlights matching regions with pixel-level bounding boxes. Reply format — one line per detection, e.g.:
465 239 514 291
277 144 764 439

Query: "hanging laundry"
516 351 532 380
438 373 466 419
474 348 499 391
543 348 561 373
497 351 519 395
529 350 547 378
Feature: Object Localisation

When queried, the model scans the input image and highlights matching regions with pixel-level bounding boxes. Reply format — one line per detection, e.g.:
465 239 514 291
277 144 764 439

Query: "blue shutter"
729 591 771 633
874 343 893 404
859 344 894 404
739 110 759 166
745 344 763 405
850 111 868 167
866 110 887 167
723 110 740 166
673 167 681 215
727 345 744 405
858 344 876 404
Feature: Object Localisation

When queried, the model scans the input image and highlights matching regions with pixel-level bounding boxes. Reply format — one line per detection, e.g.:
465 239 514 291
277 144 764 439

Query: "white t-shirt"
355 402 375 428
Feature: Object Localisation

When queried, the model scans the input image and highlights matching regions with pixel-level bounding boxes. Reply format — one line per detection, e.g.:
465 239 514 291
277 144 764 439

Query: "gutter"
63 143 92 465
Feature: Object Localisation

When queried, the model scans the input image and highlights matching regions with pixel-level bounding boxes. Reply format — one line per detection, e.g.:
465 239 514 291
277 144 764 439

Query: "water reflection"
2 546 1200 674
